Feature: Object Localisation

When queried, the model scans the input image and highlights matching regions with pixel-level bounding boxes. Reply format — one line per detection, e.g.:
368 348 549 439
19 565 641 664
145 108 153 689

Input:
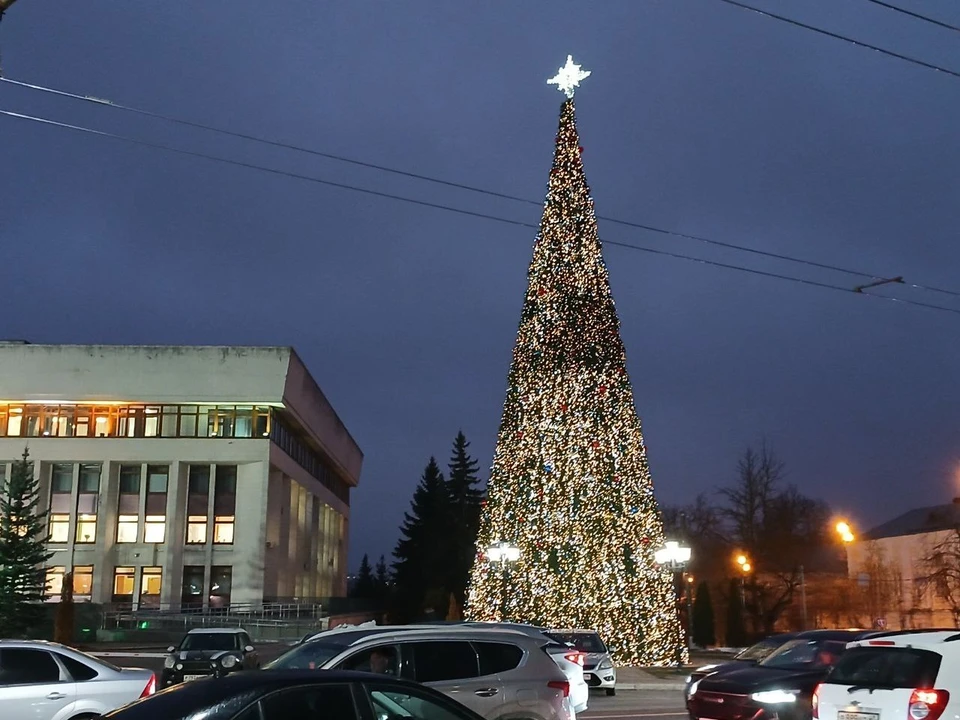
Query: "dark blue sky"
3 1 960 569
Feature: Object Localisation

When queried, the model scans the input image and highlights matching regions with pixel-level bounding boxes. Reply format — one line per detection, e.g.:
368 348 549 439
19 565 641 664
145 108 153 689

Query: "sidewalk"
615 666 688 691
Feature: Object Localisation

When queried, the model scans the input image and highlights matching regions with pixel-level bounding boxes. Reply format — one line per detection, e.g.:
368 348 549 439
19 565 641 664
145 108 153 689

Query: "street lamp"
486 541 520 622
655 541 692 667
836 521 855 544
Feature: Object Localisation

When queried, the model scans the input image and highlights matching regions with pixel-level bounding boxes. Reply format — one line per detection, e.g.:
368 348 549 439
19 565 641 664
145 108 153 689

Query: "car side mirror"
167 646 176 653
245 645 255 653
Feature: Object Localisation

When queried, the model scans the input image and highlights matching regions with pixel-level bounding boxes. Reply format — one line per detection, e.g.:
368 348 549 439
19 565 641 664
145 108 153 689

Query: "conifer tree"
353 554 377 599
692 581 716 647
465 58 680 665
0 449 52 637
393 458 450 620
726 578 748 647
445 431 483 605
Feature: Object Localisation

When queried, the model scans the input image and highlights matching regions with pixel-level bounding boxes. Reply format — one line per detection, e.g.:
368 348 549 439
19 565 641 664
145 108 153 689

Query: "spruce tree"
725 578 748 647
465 58 680 665
374 555 390 605
446 431 483 606
393 458 450 620
353 554 376 599
692 581 716 648
0 449 52 637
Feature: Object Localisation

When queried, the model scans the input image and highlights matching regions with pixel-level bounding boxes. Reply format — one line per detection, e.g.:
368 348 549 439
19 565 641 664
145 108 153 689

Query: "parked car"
546 628 617 696
460 622 590 712
161 628 259 687
687 630 878 720
814 629 960 720
265 626 576 720
0 639 156 719
684 632 799 700
102 669 489 720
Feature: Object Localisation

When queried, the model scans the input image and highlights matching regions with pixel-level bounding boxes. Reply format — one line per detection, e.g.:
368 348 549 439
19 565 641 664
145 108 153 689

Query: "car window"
265 641 349 670
56 654 99 681
736 639 784 662
181 633 241 651
828 648 941 688
761 640 847 669
410 642 479 683
0 649 62 685
365 683 477 720
255 683 357 719
474 642 524 675
547 632 606 653
338 645 400 676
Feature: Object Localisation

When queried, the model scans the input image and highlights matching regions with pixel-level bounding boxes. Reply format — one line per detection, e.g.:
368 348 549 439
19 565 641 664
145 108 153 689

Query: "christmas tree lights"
465 58 683 666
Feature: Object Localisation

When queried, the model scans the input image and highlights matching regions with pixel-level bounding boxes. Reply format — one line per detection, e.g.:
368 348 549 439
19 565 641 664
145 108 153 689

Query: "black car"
161 629 260 687
103 669 488 720
684 632 798 700
687 630 877 720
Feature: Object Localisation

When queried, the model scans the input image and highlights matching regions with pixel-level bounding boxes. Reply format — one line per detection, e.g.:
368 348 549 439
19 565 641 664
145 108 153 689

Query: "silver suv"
266 627 575 720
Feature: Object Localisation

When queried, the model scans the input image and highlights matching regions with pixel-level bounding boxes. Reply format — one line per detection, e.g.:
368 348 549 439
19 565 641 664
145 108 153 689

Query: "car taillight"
140 673 157 698
564 652 584 666
548 680 570 697
812 684 821 719
909 690 950 720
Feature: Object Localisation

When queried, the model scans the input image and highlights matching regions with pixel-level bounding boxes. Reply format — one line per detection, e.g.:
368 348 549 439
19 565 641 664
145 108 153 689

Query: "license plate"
839 712 879 720
183 674 207 682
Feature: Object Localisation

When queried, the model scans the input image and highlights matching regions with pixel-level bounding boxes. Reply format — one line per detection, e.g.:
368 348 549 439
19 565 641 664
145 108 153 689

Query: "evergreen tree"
392 458 450 620
725 578 748 647
352 554 377 599
445 431 484 606
0 449 52 637
374 555 390 604
465 60 680 665
692 581 716 648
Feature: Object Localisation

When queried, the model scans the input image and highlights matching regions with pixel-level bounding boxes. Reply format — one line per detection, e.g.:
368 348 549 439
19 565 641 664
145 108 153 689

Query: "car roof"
545 629 600 635
104 670 465 719
186 628 246 634
304 627 545 647
847 630 960 649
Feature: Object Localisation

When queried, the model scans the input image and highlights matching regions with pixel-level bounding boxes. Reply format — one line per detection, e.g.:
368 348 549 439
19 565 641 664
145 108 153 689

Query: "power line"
861 0 960 35
3 106 960 318
714 0 960 80
1 75 934 292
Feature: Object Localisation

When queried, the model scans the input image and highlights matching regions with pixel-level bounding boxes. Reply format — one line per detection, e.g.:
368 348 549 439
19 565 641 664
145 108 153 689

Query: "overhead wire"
7 75 955 296
3 106 960 318
714 0 960 80
860 0 960 35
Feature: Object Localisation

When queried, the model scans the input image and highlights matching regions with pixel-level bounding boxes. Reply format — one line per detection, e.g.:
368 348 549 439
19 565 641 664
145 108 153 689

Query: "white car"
814 630 959 720
0 639 156 719
546 629 617 696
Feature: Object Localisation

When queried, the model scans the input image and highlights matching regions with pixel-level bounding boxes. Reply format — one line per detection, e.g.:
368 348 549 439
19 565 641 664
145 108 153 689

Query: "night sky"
3 1 960 569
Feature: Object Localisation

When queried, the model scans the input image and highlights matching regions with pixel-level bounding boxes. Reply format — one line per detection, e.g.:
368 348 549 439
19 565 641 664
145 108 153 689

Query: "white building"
0 343 362 610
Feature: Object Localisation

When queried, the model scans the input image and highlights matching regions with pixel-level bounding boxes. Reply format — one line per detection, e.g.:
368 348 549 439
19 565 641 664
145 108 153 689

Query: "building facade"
0 343 362 610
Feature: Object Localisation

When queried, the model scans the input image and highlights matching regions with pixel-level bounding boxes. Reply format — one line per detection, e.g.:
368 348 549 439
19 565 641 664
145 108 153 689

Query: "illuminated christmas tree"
465 57 683 666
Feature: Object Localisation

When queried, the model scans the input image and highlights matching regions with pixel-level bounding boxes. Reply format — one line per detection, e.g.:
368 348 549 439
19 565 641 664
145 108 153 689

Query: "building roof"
864 500 960 540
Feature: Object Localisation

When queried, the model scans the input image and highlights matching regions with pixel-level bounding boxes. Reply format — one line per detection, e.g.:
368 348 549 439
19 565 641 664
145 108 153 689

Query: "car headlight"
163 656 176 669
221 654 240 669
751 689 800 704
689 680 701 696
598 660 613 670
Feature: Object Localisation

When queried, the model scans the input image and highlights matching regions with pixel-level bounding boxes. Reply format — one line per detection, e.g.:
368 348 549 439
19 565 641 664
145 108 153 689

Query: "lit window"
141 567 162 596
6 407 22 436
186 516 207 544
117 515 139 543
213 516 235 544
144 406 160 437
49 514 70 543
46 566 65 597
144 515 165 543
75 514 97 543
73 566 93 596
113 567 135 596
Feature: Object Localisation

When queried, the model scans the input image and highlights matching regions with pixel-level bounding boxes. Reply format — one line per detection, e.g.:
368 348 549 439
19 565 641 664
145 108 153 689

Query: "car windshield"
180 633 241 651
828 647 942 688
265 641 348 670
547 632 607 653
760 639 847 670
737 638 786 662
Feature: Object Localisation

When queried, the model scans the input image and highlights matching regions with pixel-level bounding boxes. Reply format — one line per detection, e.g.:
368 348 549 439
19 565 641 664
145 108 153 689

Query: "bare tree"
917 528 960 624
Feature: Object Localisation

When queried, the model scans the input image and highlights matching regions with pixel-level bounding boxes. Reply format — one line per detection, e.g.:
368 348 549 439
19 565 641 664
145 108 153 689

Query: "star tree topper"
547 55 591 98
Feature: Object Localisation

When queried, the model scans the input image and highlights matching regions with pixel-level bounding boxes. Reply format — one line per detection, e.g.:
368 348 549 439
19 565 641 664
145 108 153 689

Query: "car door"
236 682 360 720
362 680 486 720
0 648 76 720
405 641 504 719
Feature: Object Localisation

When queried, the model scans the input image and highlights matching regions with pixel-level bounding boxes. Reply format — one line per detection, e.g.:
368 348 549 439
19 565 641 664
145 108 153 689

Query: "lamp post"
486 541 520 622
655 540 692 667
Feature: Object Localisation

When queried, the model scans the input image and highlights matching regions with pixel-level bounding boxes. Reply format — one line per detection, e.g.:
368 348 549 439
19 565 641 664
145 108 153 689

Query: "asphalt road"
106 654 687 720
